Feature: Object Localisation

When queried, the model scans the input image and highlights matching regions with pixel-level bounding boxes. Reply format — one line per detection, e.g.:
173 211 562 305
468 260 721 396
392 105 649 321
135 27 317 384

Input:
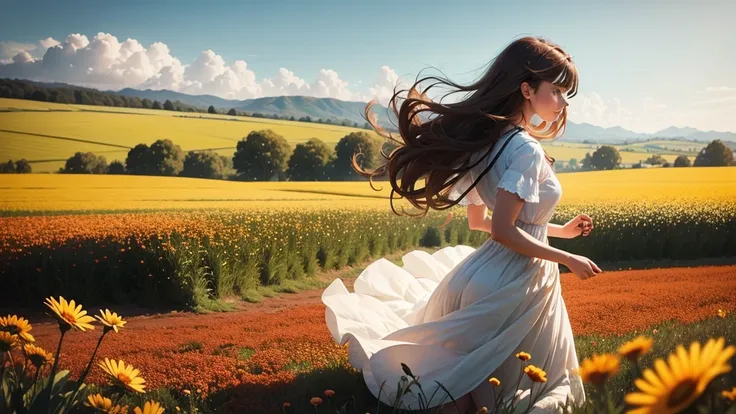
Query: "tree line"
1 130 397 181
553 140 734 172
3 135 733 177
0 78 373 129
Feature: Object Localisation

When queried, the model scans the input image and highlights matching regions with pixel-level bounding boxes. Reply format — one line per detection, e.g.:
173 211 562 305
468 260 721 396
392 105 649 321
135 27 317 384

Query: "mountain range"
107 87 731 144
11 80 732 144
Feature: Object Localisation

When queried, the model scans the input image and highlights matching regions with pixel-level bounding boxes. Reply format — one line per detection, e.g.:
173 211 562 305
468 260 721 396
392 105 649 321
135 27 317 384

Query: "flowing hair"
353 36 579 218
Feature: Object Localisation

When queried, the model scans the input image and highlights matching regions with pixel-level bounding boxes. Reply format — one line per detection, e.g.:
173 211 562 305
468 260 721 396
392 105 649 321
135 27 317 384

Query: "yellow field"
0 98 375 172
0 167 733 213
1 98 705 173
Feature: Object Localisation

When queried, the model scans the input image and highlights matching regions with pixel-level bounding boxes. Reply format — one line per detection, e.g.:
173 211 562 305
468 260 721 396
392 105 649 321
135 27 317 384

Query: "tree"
107 160 126 174
181 150 227 179
152 100 163 110
330 132 383 180
694 139 734 167
62 152 108 174
15 159 31 173
287 138 333 181
583 146 621 171
227 108 237 116
208 105 217 114
141 98 153 109
125 140 184 176
0 160 16 173
163 99 175 111
568 158 578 169
232 130 293 181
644 154 667 165
125 144 152 175
148 139 185 176
674 155 692 167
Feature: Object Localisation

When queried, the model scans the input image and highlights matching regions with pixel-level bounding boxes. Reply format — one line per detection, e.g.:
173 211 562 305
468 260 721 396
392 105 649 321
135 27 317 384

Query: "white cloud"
567 92 633 127
0 31 401 104
703 86 736 93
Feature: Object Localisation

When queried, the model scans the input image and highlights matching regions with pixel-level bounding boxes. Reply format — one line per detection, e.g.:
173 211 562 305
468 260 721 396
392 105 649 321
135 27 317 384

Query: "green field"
1 98 699 172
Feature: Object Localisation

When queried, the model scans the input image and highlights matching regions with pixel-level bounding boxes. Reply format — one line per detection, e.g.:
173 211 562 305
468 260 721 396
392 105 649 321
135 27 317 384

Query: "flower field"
1 168 735 309
18 264 736 412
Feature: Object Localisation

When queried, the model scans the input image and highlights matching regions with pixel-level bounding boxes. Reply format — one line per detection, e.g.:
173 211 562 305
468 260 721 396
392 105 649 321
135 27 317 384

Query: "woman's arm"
547 223 572 239
490 189 573 265
467 204 492 234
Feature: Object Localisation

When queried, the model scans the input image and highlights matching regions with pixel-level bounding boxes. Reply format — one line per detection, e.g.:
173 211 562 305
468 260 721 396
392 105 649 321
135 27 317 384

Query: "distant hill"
3 78 735 144
114 88 396 129
114 87 736 144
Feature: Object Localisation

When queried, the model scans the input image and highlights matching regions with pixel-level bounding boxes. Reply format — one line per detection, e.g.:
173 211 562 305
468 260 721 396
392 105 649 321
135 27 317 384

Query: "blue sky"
0 0 733 133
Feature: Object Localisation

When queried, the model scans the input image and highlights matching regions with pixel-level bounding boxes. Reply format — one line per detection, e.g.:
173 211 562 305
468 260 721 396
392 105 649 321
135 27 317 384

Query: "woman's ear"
520 82 532 100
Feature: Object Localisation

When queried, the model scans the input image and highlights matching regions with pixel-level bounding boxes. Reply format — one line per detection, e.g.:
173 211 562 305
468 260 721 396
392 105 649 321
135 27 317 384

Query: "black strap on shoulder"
450 125 523 203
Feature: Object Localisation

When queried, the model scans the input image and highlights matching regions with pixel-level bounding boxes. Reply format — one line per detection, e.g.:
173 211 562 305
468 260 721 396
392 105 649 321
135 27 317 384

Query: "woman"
321 36 602 413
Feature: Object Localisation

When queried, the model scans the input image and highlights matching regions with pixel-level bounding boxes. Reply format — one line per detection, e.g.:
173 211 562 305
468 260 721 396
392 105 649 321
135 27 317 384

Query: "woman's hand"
563 214 594 239
564 253 603 280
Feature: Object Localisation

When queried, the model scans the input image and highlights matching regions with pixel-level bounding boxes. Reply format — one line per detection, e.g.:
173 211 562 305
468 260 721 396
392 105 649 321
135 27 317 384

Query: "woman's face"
523 80 570 123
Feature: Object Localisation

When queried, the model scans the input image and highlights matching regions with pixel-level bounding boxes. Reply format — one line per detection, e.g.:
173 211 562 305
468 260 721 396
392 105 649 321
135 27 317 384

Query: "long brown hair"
353 36 578 218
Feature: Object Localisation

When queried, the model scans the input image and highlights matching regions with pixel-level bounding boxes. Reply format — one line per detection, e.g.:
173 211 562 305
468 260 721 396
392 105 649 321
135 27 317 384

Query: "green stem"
45 329 67 406
64 330 107 411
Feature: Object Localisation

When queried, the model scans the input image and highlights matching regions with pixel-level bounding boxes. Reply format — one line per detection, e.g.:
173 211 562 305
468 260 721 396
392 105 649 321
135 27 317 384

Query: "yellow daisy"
95 309 127 333
23 344 54 367
0 315 35 342
574 353 621 386
99 358 146 393
722 386 736 402
717 309 727 319
44 296 95 332
625 337 736 413
516 351 531 361
488 377 501 387
524 364 548 383
85 394 114 411
133 401 164 414
0 331 19 352
619 336 654 361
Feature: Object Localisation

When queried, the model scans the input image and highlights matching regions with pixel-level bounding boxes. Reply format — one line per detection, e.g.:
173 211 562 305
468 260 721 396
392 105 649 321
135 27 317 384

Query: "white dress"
321 127 585 413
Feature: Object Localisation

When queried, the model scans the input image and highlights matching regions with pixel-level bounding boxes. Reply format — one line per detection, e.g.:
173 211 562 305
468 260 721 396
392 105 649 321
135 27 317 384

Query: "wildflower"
488 377 500 387
0 315 35 342
625 337 736 413
23 344 54 367
524 365 547 383
95 309 127 333
133 401 164 414
516 351 531 361
310 397 323 405
0 332 19 352
619 336 653 361
44 296 95 332
99 358 146 393
575 353 620 386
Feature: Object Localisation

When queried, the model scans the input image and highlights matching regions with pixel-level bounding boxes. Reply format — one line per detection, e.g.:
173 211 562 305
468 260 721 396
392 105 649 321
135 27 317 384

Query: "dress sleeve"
496 140 545 203
447 172 484 206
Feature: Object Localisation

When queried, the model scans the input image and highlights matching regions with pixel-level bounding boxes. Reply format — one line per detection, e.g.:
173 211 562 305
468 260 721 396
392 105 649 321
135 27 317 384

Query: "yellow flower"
524 364 548 383
44 296 95 332
134 401 164 414
85 394 114 411
717 309 727 319
95 309 127 333
574 353 620 386
625 337 736 413
488 377 501 387
23 344 54 367
99 358 146 393
0 315 35 342
619 335 654 361
516 351 531 361
0 331 19 352
722 386 736 402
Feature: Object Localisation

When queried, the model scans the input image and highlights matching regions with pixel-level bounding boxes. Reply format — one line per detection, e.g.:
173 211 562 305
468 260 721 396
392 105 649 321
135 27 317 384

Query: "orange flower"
310 397 322 406
516 351 531 361
524 365 547 383
323 389 335 397
488 377 500 387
